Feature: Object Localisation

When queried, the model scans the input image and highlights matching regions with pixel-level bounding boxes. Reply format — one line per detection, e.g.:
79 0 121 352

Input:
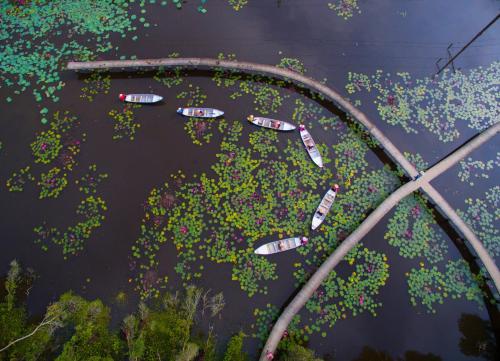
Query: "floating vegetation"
8 110 85 198
0 0 146 103
292 99 325 128
407 265 446 313
6 166 35 192
328 0 361 20
31 130 63 165
407 260 484 313
297 246 389 334
458 152 499 186
385 194 448 263
130 120 336 298
34 196 107 258
184 118 223 146
38 167 68 199
457 186 500 257
75 164 109 195
228 0 248 11
346 62 500 142
108 104 142 141
177 84 207 107
80 71 111 102
34 164 108 258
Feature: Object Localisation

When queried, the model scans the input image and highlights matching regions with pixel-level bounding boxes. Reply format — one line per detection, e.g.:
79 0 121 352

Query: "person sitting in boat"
273 121 281 129
197 109 204 116
299 124 305 131
278 240 285 250
301 237 308 245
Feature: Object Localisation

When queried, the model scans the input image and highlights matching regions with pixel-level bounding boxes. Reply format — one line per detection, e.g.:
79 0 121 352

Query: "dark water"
1 1 499 360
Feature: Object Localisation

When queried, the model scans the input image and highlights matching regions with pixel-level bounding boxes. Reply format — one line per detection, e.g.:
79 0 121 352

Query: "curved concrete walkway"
259 121 500 360
67 58 499 357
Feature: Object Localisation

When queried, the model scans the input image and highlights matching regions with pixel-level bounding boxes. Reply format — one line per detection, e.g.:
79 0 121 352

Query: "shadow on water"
349 313 498 361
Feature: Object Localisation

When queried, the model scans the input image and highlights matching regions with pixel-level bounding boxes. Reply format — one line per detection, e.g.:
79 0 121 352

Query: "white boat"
311 184 339 230
299 124 323 168
119 93 163 103
254 237 308 255
247 115 296 131
176 107 224 118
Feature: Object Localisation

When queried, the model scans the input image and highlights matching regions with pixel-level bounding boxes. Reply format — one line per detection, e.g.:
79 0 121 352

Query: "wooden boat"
254 236 308 255
119 93 163 103
176 107 224 118
247 115 296 131
299 124 323 168
311 184 339 230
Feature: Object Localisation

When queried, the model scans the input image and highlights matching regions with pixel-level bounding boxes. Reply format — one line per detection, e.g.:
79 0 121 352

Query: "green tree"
54 293 124 361
223 332 248 361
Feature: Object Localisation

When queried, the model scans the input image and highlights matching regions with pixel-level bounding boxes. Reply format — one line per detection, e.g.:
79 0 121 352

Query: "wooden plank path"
67 58 500 358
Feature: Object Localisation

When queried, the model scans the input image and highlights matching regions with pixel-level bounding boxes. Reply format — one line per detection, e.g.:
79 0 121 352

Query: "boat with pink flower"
299 124 323 168
254 236 308 255
119 93 163 103
311 184 339 230
247 115 296 131
177 107 224 118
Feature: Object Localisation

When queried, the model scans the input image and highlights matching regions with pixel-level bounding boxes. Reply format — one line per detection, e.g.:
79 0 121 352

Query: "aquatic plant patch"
297 245 389 334
328 0 361 20
6 166 35 192
108 104 142 141
130 119 338 298
346 62 500 142
8 110 85 199
458 152 499 186
0 0 138 103
406 260 484 313
227 0 248 11
80 72 111 102
34 196 107 258
31 130 63 165
75 164 109 195
385 194 448 263
33 168 108 258
457 186 500 257
38 167 68 199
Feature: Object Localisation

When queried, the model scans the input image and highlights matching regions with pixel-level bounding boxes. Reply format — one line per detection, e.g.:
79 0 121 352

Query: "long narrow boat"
119 93 163 103
299 124 323 168
247 115 296 131
311 184 339 230
176 107 224 118
254 236 308 255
